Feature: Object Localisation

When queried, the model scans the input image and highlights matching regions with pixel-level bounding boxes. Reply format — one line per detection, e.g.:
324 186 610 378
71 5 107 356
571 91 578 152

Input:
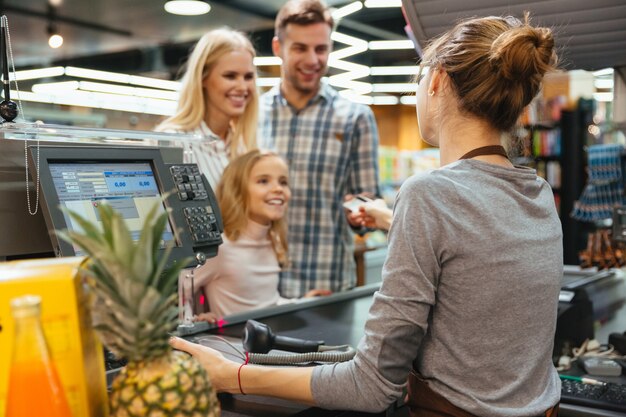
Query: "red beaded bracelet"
238 352 250 395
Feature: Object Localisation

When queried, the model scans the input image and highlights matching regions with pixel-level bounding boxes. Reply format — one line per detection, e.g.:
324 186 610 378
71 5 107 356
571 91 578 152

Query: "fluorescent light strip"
328 79 372 95
256 77 281 87
593 68 614 77
372 83 416 93
593 92 613 102
331 31 368 47
32 81 79 93
65 66 129 84
329 68 370 83
254 56 282 66
78 81 179 100
370 66 420 76
400 96 416 105
65 67 181 91
339 90 373 105
330 44 368 61
364 0 401 7
332 1 363 19
330 31 368 61
328 59 369 73
372 96 399 105
14 90 177 116
10 66 65 81
129 75 180 91
594 79 614 89
369 40 414 50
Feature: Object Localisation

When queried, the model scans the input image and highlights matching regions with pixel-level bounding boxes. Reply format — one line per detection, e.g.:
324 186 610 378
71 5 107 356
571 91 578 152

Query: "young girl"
182 149 330 322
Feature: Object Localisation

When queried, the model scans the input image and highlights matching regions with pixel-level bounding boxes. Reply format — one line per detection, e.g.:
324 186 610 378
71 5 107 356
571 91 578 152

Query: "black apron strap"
459 145 508 160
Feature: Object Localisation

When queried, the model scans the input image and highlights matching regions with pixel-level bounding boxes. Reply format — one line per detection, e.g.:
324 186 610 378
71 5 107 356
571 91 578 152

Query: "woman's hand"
193 312 220 324
359 199 392 231
169 336 239 393
303 289 332 298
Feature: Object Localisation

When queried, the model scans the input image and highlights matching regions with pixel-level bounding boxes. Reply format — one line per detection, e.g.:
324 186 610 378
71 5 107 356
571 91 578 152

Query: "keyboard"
560 378 626 413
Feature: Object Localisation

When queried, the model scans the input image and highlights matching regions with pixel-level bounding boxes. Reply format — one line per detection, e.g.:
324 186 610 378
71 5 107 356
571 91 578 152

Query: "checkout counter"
174 266 626 417
2 124 625 417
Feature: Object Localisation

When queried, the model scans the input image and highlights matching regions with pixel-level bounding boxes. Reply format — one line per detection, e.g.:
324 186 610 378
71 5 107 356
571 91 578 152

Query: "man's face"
273 22 332 96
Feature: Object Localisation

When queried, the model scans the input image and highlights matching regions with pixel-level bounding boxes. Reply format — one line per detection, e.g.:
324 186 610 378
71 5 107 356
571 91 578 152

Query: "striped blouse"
163 121 246 191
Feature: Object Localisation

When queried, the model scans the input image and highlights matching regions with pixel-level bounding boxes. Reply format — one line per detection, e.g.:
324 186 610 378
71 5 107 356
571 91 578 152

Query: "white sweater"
184 220 294 317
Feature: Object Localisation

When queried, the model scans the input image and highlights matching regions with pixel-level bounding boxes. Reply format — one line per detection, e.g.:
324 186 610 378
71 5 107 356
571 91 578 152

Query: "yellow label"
0 257 108 417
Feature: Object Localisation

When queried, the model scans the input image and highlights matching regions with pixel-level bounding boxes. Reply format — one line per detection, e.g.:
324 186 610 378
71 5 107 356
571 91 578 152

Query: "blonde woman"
157 28 259 189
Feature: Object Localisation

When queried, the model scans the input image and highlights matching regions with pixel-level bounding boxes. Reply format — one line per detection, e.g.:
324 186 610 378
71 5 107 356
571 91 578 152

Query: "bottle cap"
10 294 42 317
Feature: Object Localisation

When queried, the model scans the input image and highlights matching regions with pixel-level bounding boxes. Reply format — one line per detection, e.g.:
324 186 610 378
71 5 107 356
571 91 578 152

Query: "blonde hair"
156 28 259 158
420 13 557 133
217 149 289 266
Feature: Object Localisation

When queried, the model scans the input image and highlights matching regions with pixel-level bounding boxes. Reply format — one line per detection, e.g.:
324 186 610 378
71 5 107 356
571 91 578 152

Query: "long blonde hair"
217 150 289 266
156 28 259 158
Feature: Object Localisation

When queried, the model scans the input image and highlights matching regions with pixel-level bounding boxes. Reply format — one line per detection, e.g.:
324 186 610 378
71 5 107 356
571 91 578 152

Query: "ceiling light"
256 77 281 87
370 66 421 76
400 96 416 105
592 68 614 77
253 56 282 66
372 96 399 105
10 66 65 81
364 0 401 7
593 92 613 102
332 1 363 19
330 32 368 60
14 90 177 116
594 79 614 89
164 0 211 16
46 9 63 49
369 40 414 50
32 80 79 93
48 33 63 48
372 83 416 93
338 90 373 105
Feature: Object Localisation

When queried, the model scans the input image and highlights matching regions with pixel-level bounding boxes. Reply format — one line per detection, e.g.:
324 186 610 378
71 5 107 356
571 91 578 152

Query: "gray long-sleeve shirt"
312 159 562 416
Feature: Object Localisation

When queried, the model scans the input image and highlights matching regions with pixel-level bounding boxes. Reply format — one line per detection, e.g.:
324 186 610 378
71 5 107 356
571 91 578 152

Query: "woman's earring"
428 90 435 97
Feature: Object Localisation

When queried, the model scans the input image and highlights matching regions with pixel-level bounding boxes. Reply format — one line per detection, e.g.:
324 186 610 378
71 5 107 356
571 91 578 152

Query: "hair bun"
489 25 556 82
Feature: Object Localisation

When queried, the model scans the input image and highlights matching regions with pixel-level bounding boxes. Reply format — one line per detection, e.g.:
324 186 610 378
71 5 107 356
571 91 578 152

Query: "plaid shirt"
259 82 380 297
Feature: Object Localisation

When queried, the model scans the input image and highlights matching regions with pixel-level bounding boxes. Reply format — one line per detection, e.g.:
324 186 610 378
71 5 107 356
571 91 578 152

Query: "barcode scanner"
242 320 324 354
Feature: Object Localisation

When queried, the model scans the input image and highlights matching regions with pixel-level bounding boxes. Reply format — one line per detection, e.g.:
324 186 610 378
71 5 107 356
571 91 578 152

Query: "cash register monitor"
48 160 177 255
27 145 223 268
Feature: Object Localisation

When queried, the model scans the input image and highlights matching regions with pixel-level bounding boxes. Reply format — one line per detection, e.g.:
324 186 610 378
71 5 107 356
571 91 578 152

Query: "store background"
1 0 625 269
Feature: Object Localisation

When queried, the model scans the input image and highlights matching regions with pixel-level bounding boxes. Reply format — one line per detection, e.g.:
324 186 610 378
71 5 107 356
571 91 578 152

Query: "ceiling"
402 0 626 71
0 0 623 90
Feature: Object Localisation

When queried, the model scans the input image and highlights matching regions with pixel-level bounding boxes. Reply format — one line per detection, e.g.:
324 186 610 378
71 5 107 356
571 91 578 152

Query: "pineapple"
58 201 220 417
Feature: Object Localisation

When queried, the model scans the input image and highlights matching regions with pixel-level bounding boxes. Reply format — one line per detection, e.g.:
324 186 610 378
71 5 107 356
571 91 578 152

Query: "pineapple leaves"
57 198 193 358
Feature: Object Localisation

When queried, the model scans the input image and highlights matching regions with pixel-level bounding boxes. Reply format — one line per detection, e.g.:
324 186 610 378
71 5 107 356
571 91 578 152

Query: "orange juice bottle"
4 295 73 417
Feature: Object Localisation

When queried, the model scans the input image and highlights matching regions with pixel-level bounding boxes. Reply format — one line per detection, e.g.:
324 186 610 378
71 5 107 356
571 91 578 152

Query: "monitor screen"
24 145 222 268
49 161 177 255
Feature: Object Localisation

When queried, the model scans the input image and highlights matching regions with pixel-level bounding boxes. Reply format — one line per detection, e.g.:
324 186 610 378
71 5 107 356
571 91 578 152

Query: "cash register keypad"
183 206 220 244
170 165 208 201
169 164 221 244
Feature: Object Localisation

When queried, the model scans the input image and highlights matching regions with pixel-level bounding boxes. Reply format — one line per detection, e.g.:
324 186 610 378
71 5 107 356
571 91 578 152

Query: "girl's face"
247 156 291 225
203 49 255 121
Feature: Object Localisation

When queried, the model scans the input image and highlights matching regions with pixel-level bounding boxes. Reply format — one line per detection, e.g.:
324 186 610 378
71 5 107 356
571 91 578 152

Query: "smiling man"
258 0 380 298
